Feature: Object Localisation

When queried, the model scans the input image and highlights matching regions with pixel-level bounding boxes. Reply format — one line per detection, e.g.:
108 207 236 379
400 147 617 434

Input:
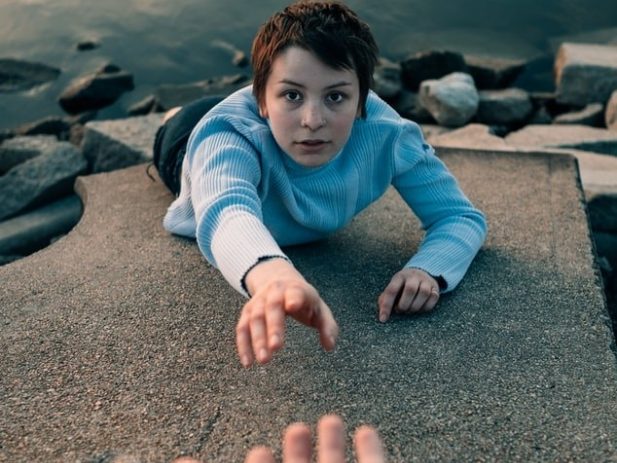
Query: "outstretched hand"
238 258 339 367
378 268 440 322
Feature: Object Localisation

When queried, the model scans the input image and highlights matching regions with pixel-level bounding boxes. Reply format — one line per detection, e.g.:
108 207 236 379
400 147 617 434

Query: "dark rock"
511 54 556 93
0 195 82 256
0 135 58 174
373 57 402 100
0 58 61 93
0 254 21 266
0 129 15 144
67 110 98 125
127 95 162 116
76 40 100 51
155 74 250 110
528 107 553 125
0 141 87 221
464 55 525 89
588 193 617 233
476 88 533 126
58 64 134 114
15 116 71 137
211 39 249 68
400 50 466 91
554 103 604 127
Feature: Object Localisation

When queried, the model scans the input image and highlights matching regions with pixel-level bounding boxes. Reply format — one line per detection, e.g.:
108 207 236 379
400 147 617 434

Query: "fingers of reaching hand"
317 415 346 463
354 426 385 463
236 307 254 368
282 422 312 463
245 446 276 463
377 273 403 322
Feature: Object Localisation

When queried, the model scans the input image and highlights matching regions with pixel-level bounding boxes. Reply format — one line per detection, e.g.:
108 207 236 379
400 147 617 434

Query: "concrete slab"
1 151 617 462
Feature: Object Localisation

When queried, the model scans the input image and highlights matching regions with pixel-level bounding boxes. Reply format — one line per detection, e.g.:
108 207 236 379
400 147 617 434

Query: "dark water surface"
1 0 616 129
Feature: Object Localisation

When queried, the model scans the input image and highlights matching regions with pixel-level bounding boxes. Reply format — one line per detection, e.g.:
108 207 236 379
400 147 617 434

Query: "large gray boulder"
555 43 617 106
0 135 58 174
58 64 134 114
606 90 617 130
475 88 533 125
0 58 60 93
0 142 87 221
81 113 163 173
419 72 479 127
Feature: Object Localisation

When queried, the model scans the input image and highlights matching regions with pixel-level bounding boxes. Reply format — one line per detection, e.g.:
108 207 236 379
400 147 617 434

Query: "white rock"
419 72 479 127
606 90 617 131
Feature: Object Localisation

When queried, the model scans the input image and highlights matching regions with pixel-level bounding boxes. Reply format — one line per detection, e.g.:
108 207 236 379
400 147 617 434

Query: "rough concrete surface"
1 150 617 462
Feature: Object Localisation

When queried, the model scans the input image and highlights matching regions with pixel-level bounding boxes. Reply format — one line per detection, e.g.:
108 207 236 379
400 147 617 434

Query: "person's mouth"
295 139 330 152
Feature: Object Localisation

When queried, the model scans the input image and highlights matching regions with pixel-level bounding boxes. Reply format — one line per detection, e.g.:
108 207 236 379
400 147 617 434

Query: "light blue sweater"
164 85 487 296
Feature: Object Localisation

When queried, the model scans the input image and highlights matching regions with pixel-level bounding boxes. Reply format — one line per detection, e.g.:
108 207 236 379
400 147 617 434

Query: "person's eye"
327 92 347 103
283 90 302 102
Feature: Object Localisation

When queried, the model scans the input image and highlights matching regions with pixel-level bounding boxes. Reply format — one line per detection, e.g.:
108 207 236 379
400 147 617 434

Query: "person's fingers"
317 415 345 463
395 279 420 313
378 274 404 322
171 457 201 463
236 308 254 368
422 287 440 313
409 280 433 312
265 283 286 352
282 422 312 463
249 298 269 364
245 446 276 463
316 301 338 351
354 425 385 463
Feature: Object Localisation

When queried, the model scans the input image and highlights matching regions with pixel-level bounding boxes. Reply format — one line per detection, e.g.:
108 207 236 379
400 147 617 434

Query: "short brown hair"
251 1 379 118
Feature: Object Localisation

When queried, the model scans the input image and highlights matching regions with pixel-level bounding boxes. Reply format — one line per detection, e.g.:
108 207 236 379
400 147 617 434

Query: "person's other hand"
245 414 385 463
238 258 338 367
378 268 440 322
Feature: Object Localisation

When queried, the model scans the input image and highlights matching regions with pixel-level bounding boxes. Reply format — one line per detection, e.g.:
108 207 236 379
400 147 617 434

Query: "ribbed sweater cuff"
210 211 288 297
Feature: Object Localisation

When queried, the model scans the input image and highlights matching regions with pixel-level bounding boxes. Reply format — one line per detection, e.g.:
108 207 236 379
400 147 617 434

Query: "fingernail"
259 348 268 362
241 356 250 368
379 315 386 323
270 334 280 347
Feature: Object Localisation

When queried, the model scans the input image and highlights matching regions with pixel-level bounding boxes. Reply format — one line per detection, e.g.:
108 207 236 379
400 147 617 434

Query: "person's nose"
301 102 326 130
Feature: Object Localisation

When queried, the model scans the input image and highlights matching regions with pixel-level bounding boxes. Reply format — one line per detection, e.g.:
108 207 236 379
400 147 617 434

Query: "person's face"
260 46 361 168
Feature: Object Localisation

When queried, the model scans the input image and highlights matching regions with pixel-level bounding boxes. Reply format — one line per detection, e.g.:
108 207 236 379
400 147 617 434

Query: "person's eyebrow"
278 79 353 89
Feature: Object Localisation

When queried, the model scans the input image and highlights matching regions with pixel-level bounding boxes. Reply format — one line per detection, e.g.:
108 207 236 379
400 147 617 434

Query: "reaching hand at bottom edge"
172 414 385 463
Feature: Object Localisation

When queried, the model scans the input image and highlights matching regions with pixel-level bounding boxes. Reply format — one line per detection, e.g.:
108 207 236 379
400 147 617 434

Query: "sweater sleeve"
188 118 288 297
392 121 487 292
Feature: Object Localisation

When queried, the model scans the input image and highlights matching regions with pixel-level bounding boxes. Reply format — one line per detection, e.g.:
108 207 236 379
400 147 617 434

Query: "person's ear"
259 104 268 119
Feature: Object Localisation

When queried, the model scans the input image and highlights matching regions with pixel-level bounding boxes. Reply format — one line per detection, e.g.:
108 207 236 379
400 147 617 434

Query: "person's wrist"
244 256 298 296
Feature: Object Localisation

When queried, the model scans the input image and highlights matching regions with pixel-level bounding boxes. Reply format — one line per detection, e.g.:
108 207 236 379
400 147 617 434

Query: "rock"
0 135 58 174
155 74 250 110
606 90 617 130
464 55 525 89
400 50 466 91
553 103 604 127
81 113 163 172
0 58 61 93
15 116 72 138
419 124 451 141
419 72 479 127
528 107 553 125
392 90 434 123
58 64 134 114
0 129 15 144
511 54 556 93
0 142 87 221
428 123 510 150
127 95 162 116
76 40 100 51
373 58 402 100
0 254 21 266
211 40 249 68
475 88 533 126
555 43 617 106
0 195 82 256
505 125 617 156
588 193 617 233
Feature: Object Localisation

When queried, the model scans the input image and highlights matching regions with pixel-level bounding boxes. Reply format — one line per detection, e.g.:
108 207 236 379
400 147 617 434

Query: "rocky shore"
1 41 616 327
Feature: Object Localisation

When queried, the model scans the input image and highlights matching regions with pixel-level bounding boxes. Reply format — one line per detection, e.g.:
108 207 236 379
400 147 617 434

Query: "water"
1 0 616 130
